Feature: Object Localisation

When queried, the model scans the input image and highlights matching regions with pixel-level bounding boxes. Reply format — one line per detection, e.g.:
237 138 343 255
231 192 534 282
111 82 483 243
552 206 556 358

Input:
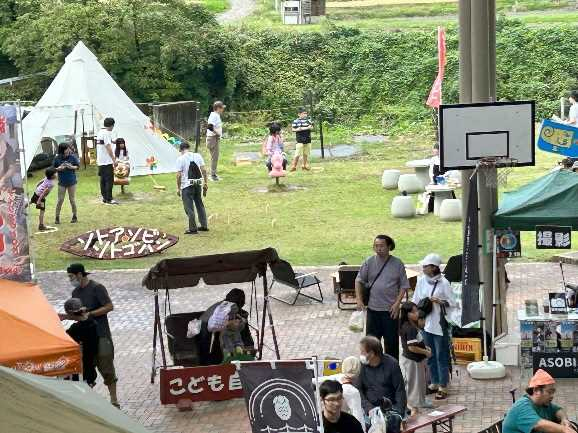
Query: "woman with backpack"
411 254 454 401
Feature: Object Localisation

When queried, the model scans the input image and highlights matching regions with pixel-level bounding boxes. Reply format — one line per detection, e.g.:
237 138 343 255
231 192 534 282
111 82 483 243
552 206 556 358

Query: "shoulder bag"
362 256 391 306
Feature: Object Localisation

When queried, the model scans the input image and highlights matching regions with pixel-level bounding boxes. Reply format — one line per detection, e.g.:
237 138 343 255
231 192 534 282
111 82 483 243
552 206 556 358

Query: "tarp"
22 41 179 176
142 248 280 290
0 280 81 376
0 366 152 433
493 170 578 230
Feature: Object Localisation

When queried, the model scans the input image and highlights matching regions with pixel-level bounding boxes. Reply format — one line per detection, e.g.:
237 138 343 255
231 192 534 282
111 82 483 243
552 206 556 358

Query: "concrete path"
216 0 257 23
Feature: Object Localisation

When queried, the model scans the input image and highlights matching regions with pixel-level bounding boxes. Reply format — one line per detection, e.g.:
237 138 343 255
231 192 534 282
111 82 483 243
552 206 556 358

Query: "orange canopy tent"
0 279 81 376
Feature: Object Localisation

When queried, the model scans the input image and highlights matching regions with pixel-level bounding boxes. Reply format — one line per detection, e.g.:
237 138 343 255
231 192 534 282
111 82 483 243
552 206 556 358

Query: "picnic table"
425 184 456 216
406 159 432 189
403 404 467 433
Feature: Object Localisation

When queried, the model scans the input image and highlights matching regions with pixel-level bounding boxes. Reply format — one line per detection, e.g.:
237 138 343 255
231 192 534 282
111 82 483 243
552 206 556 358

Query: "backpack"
207 301 234 332
187 156 203 181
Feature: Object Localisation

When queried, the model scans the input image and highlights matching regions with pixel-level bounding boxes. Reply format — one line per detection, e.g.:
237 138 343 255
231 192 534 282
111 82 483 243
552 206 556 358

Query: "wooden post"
195 103 201 153
319 113 325 159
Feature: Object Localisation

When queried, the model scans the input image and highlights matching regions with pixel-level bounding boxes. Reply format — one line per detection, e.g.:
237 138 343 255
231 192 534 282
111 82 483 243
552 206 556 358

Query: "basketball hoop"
471 157 518 188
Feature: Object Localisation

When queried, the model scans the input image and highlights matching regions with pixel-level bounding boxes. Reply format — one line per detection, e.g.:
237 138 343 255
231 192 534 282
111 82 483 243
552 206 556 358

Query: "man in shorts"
290 107 313 171
60 263 119 408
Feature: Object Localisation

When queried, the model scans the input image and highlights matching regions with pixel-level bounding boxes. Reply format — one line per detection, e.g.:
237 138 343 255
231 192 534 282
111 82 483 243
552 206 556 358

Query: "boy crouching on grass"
30 167 57 231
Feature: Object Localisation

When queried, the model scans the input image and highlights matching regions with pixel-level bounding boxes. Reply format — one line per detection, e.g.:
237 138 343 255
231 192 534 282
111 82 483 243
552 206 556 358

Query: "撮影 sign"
536 225 571 249
60 227 178 259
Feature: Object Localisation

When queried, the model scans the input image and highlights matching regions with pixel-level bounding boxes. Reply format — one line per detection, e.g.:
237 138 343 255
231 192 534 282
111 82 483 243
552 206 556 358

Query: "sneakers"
71 215 78 223
289 167 296 172
210 175 220 182
108 200 119 205
184 230 199 235
54 217 60 225
198 227 209 232
302 166 310 171
38 225 48 231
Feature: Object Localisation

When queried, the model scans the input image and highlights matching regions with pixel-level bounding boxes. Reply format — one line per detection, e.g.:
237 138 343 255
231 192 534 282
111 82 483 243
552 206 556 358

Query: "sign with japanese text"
160 364 243 404
495 229 522 258
533 351 578 378
60 226 178 259
536 225 571 249
0 104 31 281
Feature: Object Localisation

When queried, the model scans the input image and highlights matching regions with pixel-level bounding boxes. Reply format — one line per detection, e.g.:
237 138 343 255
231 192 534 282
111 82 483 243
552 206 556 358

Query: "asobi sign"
60 227 178 259
533 352 578 378
160 364 243 404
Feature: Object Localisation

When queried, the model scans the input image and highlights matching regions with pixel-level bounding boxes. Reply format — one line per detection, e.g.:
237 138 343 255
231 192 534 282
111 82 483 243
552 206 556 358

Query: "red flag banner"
426 27 447 108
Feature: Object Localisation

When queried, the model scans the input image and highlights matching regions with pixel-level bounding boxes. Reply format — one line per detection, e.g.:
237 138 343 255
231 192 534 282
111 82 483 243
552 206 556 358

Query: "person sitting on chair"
503 369 577 433
198 288 255 365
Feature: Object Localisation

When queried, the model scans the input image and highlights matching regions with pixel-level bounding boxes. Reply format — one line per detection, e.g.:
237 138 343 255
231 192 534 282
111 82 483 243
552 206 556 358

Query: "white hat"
420 253 442 267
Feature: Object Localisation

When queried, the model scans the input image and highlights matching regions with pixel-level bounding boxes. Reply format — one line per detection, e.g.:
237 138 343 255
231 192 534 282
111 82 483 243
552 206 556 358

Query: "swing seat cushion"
165 312 204 366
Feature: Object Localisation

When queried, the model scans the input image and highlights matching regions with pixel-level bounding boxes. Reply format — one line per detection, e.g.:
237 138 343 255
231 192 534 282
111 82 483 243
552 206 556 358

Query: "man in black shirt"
64 297 98 386
320 380 365 433
60 263 119 408
357 336 407 433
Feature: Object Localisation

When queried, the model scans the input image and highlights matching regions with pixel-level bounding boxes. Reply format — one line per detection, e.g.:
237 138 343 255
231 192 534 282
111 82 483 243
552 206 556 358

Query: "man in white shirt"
206 101 225 181
176 142 208 234
95 117 118 204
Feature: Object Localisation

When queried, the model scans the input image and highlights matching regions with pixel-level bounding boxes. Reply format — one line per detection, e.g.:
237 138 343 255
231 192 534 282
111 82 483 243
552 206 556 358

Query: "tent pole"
267 295 281 360
151 289 159 383
158 290 168 367
258 273 268 360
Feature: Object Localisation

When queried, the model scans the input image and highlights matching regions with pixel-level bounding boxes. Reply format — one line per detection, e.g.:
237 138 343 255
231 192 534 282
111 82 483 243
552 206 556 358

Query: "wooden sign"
60 227 178 260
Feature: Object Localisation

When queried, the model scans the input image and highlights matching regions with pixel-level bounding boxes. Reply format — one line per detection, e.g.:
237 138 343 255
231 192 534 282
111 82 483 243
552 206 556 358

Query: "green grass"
191 0 230 13
236 0 577 32
28 124 564 273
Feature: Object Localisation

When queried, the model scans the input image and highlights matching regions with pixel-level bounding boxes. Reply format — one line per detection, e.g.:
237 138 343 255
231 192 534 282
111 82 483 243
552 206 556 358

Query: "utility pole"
459 0 498 337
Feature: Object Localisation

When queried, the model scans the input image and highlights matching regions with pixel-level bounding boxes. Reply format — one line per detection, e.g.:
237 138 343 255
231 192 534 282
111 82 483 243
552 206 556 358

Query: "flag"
426 27 447 108
461 172 481 326
238 361 321 433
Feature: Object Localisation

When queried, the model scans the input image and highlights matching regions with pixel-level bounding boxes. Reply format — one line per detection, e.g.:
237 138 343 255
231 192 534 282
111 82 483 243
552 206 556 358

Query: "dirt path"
216 0 257 23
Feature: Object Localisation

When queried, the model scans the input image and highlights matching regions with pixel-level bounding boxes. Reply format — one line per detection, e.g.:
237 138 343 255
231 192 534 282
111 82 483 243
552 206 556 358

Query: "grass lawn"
188 0 230 13
238 0 578 31
28 126 563 273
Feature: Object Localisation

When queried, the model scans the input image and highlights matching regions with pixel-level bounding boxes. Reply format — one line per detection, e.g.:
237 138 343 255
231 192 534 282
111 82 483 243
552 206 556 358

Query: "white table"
425 184 456 216
406 159 431 188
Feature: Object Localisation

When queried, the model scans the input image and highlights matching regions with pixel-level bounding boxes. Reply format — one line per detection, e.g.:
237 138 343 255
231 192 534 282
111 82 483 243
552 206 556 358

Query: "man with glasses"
320 380 365 433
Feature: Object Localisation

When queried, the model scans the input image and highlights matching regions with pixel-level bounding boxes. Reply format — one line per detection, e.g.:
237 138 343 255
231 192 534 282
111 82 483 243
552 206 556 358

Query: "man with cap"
503 369 576 433
60 264 119 408
63 297 99 387
206 101 226 181
412 253 454 400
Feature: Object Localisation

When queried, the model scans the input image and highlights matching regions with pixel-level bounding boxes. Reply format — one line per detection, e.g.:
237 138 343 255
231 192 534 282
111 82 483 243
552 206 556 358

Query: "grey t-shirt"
356 255 410 311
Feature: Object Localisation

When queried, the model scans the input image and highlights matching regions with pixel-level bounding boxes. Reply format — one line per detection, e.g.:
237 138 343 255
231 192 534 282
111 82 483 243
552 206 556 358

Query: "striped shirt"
292 117 313 144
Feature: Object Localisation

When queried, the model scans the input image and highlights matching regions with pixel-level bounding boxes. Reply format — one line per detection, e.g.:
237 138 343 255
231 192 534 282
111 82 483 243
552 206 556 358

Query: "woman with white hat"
412 253 454 400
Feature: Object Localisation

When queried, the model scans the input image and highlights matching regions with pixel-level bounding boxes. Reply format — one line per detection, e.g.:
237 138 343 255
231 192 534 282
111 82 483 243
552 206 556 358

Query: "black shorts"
31 193 46 210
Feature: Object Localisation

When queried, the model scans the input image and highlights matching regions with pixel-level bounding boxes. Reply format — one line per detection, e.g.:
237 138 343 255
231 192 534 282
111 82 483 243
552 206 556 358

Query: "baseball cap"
420 253 442 267
64 298 84 314
213 101 226 110
66 263 90 276
528 369 555 388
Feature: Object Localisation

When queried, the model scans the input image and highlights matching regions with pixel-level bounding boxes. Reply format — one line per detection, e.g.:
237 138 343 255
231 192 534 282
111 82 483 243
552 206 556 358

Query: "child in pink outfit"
265 122 287 171
31 167 57 231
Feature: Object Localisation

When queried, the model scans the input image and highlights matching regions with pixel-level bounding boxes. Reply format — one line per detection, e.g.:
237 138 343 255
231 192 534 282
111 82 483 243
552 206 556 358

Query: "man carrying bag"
355 235 411 360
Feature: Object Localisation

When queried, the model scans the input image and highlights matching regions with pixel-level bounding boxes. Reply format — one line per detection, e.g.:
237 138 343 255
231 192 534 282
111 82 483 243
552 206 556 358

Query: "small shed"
280 0 326 24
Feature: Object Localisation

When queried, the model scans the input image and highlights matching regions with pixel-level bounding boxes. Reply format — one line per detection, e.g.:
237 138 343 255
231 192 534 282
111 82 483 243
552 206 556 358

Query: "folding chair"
477 420 502 433
269 259 323 305
335 265 359 310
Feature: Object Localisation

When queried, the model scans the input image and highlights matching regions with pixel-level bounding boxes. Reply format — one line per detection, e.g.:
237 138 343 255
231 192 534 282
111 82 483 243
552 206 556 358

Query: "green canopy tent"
0 366 152 433
493 170 578 231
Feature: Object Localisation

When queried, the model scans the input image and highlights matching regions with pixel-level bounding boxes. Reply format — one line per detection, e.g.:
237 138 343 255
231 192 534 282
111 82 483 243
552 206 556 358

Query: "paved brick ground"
39 262 578 433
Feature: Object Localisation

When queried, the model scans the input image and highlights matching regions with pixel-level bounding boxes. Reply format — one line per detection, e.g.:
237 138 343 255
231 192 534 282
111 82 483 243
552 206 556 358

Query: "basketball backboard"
439 101 535 170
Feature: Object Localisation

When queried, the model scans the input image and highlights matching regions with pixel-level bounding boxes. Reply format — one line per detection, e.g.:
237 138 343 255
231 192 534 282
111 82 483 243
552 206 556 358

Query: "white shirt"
96 128 117 166
176 151 205 190
207 111 222 137
412 274 454 336
569 103 578 126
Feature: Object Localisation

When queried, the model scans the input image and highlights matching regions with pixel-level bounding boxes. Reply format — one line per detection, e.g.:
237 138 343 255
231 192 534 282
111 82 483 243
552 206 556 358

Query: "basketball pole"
459 0 501 351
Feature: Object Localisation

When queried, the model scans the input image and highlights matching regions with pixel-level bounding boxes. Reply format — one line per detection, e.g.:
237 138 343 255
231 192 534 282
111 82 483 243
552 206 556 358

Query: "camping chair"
477 420 502 433
269 259 323 305
335 265 359 310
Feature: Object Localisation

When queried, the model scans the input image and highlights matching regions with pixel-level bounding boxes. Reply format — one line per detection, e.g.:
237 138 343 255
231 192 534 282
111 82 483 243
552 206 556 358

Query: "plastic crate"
452 337 482 365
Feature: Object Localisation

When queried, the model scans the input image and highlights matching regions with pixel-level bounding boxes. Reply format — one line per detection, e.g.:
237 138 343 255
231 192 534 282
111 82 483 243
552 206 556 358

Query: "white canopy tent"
22 41 179 176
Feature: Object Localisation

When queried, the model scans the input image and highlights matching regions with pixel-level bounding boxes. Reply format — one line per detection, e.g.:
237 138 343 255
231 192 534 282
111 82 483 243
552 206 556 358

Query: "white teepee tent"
22 41 179 176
